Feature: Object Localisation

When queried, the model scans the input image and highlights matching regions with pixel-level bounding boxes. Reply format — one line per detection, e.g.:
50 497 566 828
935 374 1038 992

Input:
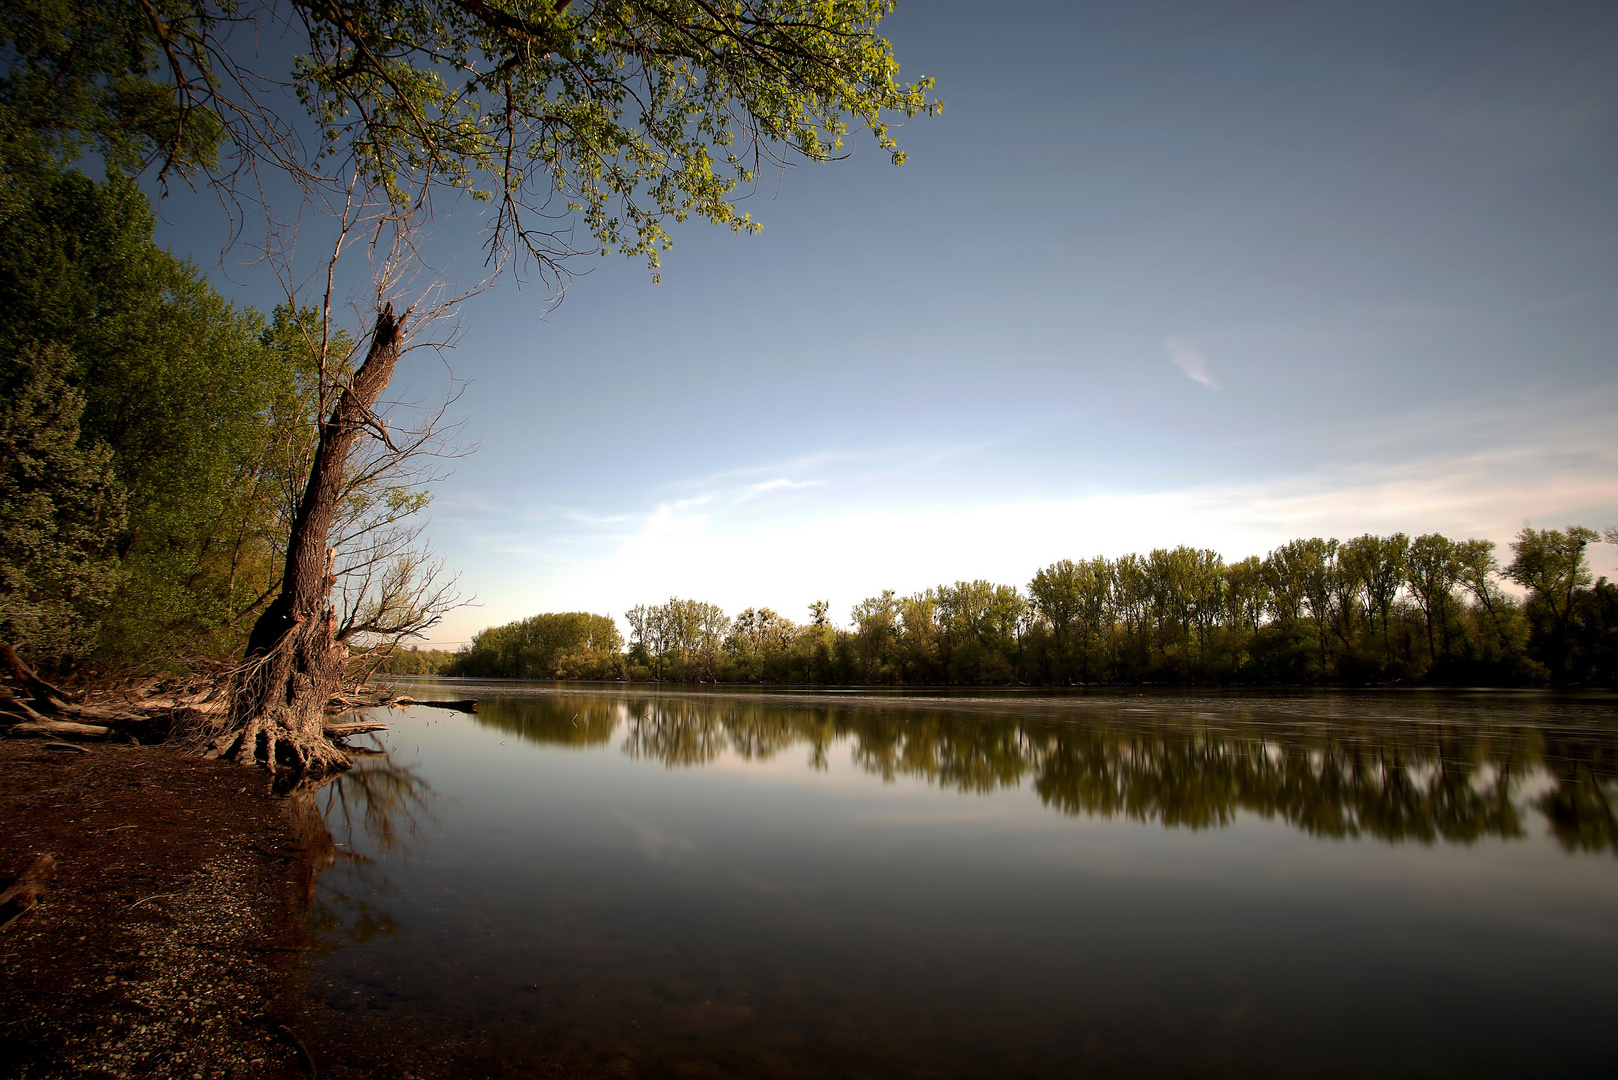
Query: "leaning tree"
2 0 938 772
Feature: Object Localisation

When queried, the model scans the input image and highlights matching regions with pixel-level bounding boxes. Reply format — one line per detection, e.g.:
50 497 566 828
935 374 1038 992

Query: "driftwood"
49 703 127 723
0 644 148 741
269 1019 319 1079
394 697 477 713
0 696 50 724
140 696 226 717
0 640 409 765
0 643 74 707
1 854 58 930
0 649 207 743
7 719 111 739
322 721 389 738
324 684 409 713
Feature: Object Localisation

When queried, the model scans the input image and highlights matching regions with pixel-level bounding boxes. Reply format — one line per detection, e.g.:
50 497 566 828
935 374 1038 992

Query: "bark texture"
222 305 403 775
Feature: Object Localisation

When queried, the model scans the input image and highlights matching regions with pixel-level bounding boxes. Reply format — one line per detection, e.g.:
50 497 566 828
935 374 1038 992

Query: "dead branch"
394 697 477 713
6 720 112 739
1 854 58 931
0 696 51 725
0 643 75 707
323 721 390 737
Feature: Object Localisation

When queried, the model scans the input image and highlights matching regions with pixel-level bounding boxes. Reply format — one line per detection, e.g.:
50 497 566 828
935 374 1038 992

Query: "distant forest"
363 647 460 676
434 527 1617 687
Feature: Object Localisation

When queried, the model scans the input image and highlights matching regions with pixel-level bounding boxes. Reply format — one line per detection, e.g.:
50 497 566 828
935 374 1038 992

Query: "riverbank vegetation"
449 527 1618 686
0 162 448 686
1 165 300 674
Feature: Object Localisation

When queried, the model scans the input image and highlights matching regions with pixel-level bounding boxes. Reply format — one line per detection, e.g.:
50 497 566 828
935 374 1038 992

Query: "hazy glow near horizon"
425 382 1618 641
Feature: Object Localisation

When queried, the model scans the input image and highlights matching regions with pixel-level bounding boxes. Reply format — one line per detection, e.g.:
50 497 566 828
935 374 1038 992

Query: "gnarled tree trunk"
218 305 403 775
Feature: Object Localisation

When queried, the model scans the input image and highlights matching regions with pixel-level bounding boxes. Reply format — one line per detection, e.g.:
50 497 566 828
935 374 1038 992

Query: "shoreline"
0 740 318 1078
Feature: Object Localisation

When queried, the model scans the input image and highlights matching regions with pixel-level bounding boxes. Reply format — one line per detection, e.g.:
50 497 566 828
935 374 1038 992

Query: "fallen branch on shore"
1 644 76 708
0 645 471 788
1 853 58 931
7 719 112 738
44 742 91 754
322 721 390 738
393 697 478 713
1 646 172 742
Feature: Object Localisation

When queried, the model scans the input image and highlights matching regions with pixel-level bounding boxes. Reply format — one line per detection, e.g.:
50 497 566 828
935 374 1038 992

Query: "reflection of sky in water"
303 687 1618 1077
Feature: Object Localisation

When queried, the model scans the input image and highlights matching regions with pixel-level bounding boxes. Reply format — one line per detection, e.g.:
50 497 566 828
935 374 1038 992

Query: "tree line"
361 646 462 676
447 527 1618 686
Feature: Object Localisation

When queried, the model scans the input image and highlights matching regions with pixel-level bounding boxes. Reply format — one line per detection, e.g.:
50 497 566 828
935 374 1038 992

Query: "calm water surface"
302 684 1618 1077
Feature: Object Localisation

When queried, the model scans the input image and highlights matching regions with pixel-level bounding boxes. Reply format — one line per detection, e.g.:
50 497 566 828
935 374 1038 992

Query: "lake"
296 683 1618 1078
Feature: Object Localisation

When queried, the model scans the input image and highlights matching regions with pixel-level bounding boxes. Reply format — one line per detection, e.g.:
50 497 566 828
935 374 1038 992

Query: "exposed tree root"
1 637 415 783
193 613 369 783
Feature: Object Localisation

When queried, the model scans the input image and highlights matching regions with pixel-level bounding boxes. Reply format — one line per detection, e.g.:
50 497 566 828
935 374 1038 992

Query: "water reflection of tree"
475 696 1618 852
297 739 439 958
622 699 730 765
620 699 839 769
852 715 1035 794
474 697 622 746
1535 730 1618 853
321 749 438 854
1027 725 1530 842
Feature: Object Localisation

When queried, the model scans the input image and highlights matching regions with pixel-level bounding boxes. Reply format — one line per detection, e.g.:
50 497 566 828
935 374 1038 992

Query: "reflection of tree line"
473 696 1618 852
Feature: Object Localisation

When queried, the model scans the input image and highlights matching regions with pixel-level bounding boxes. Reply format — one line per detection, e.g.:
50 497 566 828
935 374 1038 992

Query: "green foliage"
727 606 800 681
5 0 938 277
0 343 127 658
451 611 623 678
0 164 300 667
0 0 225 177
294 0 939 272
623 597 729 679
1506 526 1604 680
359 644 460 675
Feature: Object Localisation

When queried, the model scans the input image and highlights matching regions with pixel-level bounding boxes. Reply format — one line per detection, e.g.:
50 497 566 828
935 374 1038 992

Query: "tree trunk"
219 305 403 775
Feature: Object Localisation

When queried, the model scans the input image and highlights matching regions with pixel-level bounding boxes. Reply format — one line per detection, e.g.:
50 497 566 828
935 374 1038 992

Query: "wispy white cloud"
562 510 633 526
1166 337 1220 390
476 541 575 562
1526 290 1594 316
738 477 826 502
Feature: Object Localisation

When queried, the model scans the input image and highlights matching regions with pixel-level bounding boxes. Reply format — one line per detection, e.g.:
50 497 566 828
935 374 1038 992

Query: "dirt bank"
0 740 316 1079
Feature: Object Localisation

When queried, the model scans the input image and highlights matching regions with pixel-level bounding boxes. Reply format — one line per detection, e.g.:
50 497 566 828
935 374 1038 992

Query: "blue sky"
156 0 1618 644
